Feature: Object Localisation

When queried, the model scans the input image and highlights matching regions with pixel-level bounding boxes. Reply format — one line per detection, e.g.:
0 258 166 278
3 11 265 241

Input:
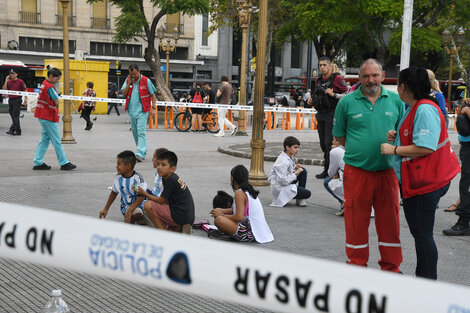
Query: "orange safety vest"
124 75 152 113
34 79 59 122
400 99 460 198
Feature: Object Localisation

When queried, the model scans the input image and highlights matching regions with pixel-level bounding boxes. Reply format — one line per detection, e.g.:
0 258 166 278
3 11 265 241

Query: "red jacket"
34 79 59 122
124 75 152 113
400 99 460 198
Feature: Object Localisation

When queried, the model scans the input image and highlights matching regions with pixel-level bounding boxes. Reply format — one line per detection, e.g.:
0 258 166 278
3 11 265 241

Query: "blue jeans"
129 112 149 159
293 167 311 199
34 119 69 166
323 177 343 203
403 183 450 279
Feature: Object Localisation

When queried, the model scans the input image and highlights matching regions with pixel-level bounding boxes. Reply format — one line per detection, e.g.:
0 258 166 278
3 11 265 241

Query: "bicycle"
174 107 219 133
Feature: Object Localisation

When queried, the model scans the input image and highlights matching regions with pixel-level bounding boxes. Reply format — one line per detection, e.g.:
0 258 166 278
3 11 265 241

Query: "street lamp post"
235 0 252 136
157 26 180 87
248 0 269 186
60 0 75 144
443 27 465 111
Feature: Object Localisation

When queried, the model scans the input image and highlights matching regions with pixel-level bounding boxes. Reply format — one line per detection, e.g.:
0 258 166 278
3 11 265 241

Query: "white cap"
52 290 62 297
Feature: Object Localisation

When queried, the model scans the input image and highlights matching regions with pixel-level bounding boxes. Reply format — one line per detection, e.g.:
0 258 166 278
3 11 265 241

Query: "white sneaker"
296 199 307 207
214 131 224 137
231 126 238 136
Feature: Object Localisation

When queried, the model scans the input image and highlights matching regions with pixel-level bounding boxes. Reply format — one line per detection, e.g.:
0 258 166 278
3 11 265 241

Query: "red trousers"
343 164 402 272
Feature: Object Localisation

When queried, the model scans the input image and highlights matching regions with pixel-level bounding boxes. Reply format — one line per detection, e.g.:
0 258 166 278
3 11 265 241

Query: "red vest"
400 99 460 198
34 79 59 122
124 75 152 113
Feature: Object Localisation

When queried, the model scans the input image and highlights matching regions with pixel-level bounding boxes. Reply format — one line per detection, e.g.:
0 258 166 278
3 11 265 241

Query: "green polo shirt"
333 87 404 171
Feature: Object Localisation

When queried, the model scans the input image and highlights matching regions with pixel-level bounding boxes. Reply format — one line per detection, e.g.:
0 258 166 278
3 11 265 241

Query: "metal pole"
306 41 313 91
249 0 269 186
448 53 454 111
166 49 170 88
60 0 75 144
400 0 413 71
236 24 248 135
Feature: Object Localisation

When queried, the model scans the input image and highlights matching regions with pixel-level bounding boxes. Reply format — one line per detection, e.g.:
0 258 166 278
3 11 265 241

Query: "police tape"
1 202 469 313
0 89 317 114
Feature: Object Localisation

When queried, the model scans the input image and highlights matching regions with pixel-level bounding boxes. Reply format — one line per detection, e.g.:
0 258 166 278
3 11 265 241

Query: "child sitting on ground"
324 137 345 216
99 150 147 224
135 150 195 233
213 190 233 210
210 165 274 243
269 136 311 207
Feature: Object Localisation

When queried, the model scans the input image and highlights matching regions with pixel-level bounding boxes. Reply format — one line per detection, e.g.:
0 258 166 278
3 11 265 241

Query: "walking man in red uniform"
3 69 27 135
333 59 405 272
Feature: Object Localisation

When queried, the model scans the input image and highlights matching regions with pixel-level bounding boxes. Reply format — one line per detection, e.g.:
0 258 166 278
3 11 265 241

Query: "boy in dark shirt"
135 150 195 232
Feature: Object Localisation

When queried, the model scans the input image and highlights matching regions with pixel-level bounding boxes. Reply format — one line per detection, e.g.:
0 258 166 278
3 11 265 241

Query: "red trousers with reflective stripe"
343 164 402 272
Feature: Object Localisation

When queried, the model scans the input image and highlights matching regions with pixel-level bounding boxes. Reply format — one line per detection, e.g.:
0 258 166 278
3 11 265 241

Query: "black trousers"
457 142 470 218
81 106 93 126
8 97 22 132
107 102 120 115
316 111 334 170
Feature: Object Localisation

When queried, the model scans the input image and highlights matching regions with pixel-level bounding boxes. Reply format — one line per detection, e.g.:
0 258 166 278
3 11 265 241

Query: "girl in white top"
210 165 274 243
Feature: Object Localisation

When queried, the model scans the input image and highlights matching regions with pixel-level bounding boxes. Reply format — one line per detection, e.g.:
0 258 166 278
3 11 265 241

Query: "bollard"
295 108 305 130
148 108 158 129
310 113 318 130
164 107 174 129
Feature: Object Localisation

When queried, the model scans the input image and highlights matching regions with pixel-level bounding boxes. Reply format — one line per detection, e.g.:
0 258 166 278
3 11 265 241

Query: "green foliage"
388 28 443 56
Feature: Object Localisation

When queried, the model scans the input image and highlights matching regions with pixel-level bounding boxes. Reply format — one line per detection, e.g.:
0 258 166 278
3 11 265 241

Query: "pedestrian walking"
443 98 470 236
333 58 404 272
81 81 96 130
188 82 205 132
381 66 460 279
3 69 27 135
32 67 76 171
121 64 157 162
107 82 120 115
214 76 237 137
312 57 348 179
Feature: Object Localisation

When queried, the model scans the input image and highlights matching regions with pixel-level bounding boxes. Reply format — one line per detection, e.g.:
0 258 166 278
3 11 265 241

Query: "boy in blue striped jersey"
99 150 147 224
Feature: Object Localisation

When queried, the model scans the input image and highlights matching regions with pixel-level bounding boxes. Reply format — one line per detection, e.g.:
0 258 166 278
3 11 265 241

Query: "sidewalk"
0 112 468 312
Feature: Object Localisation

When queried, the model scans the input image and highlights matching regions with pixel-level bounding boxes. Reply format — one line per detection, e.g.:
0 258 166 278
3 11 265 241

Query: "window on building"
57 0 74 26
158 47 188 60
19 37 76 54
21 0 39 24
202 14 209 46
291 40 302 69
92 0 108 29
90 42 142 58
166 12 181 32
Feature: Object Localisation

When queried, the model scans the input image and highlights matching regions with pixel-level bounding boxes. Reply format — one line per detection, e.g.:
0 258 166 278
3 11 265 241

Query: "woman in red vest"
381 67 460 279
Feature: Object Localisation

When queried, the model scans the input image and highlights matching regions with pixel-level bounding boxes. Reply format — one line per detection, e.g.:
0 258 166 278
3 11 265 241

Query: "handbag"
456 114 470 137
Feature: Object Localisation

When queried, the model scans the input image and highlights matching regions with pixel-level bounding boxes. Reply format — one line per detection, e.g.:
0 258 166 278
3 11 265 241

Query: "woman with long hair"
426 69 448 127
381 66 460 279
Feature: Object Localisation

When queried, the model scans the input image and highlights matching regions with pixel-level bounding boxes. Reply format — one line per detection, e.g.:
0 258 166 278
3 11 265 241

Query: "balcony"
19 11 41 24
91 17 110 29
56 15 76 27
164 23 184 35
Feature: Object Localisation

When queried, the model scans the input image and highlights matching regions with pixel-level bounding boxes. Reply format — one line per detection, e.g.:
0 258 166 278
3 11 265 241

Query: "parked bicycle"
174 107 219 133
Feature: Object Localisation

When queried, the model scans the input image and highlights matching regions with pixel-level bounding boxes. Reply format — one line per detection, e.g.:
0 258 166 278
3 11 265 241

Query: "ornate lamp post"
158 26 180 87
248 0 269 186
443 27 465 111
60 0 75 144
235 0 252 136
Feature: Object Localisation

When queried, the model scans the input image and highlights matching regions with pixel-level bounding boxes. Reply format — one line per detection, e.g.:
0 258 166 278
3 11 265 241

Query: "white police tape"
0 89 317 114
1 202 469 313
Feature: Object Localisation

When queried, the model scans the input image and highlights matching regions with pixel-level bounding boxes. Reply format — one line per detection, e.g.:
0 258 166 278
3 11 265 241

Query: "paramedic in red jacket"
381 66 460 279
121 64 157 162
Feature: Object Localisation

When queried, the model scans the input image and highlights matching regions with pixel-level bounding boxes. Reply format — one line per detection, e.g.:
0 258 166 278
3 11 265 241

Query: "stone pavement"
0 112 468 312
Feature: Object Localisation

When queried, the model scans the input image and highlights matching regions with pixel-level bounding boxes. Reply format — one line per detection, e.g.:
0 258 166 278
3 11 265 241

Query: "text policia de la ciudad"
234 267 388 313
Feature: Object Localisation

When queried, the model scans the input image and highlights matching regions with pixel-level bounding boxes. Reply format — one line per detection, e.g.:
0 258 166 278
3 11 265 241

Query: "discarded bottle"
42 290 70 313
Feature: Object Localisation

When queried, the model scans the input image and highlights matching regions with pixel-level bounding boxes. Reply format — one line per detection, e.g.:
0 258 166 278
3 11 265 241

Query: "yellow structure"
36 59 110 114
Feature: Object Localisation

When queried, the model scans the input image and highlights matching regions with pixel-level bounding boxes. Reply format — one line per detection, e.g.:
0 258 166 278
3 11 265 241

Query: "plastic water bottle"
42 290 70 313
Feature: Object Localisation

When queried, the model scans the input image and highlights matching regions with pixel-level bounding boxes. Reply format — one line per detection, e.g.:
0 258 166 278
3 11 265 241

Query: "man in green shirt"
333 59 404 272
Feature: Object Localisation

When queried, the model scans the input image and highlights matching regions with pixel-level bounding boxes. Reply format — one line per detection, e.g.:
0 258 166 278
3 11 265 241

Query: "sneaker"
231 126 238 136
296 199 307 207
60 162 77 171
214 131 224 137
136 155 144 162
315 170 328 179
6 130 14 135
12 131 21 136
208 229 232 241
33 163 51 170
443 218 470 236
336 203 345 216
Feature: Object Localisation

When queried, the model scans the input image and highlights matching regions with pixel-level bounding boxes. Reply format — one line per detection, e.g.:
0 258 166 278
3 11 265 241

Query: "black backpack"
313 73 339 113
